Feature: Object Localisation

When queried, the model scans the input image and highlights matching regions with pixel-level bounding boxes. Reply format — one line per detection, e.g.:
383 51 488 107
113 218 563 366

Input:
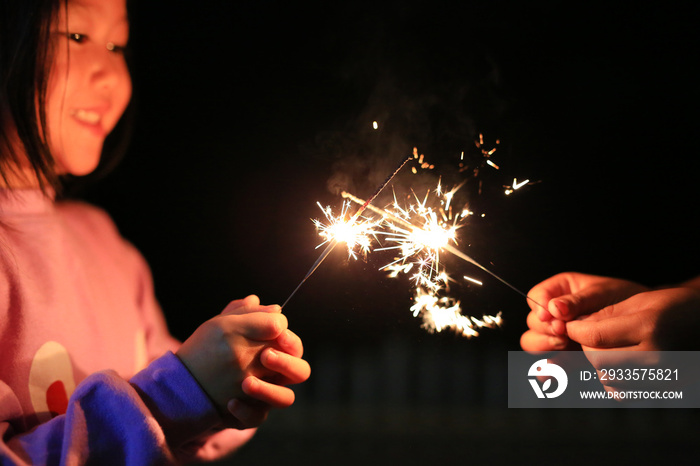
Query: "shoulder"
53 200 160 296
55 200 120 236
54 200 144 265
55 200 136 255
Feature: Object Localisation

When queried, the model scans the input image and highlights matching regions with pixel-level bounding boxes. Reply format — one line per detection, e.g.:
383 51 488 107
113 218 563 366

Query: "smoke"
309 1 506 204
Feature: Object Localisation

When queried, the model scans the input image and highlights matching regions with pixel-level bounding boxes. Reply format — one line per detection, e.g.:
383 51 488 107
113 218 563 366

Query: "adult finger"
520 329 568 352
528 272 587 322
546 285 609 321
527 273 579 313
566 311 645 348
527 309 569 336
547 281 641 321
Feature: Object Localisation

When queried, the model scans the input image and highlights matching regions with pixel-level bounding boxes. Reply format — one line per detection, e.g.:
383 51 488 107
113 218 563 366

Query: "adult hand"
567 286 700 352
521 272 648 352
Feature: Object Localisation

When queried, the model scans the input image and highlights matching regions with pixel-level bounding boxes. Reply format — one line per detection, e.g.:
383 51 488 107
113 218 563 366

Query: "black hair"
0 0 134 195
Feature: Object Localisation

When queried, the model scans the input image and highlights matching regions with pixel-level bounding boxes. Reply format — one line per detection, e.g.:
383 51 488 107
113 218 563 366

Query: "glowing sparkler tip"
314 200 381 260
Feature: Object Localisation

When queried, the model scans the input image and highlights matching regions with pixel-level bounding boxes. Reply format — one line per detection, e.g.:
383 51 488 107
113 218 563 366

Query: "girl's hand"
229 328 310 426
176 295 309 429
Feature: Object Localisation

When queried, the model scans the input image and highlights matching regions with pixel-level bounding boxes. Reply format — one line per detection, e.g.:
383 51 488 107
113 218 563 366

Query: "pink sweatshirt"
0 189 254 464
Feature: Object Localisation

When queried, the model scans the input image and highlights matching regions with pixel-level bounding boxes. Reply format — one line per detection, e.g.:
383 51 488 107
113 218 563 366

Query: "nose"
91 46 131 96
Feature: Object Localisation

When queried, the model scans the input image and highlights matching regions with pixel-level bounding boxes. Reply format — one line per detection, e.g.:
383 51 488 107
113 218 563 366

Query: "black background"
79 0 700 464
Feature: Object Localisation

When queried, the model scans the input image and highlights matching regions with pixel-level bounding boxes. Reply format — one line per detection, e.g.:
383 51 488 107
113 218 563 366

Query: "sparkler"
341 188 543 337
312 201 381 260
281 154 413 309
341 190 532 301
287 135 539 336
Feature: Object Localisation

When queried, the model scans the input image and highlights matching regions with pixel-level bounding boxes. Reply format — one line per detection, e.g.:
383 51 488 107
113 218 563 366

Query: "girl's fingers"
275 329 304 358
260 347 311 385
221 296 282 316
221 295 261 315
220 312 288 341
240 376 296 408
227 398 269 428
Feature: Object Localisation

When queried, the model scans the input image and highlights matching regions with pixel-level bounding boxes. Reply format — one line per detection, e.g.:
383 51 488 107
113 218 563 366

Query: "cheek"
107 68 133 132
115 62 133 114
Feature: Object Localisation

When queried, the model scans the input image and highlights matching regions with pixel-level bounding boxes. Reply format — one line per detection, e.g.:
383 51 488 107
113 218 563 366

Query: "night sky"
77 1 700 462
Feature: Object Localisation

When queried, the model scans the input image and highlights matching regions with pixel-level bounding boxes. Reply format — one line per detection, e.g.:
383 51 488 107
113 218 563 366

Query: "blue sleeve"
2 352 223 465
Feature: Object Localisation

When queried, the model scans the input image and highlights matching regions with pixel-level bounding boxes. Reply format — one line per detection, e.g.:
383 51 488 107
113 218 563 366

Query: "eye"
106 42 127 54
67 32 87 43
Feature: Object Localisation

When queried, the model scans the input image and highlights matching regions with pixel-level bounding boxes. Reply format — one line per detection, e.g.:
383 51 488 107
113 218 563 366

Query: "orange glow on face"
47 0 132 176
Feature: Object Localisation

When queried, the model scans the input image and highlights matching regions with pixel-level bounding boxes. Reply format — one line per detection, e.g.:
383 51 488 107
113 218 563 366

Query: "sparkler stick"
281 155 413 309
341 191 545 310
281 241 336 309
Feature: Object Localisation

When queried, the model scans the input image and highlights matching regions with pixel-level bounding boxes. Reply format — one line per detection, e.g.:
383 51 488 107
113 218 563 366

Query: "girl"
0 0 311 463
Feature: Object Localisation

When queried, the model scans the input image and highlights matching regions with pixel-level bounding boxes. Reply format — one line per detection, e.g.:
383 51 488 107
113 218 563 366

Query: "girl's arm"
0 351 236 464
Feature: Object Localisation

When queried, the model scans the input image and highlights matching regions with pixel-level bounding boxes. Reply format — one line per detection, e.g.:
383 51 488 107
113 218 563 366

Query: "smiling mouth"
72 109 102 125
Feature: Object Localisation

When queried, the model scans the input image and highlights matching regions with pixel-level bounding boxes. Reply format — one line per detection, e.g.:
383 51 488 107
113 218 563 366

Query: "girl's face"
46 0 132 176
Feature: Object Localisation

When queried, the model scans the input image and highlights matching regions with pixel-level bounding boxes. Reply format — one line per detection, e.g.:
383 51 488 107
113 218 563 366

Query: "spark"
373 121 379 130
463 275 483 286
282 154 412 309
486 159 500 170
288 137 541 336
462 134 501 178
342 176 546 335
504 178 530 195
410 288 502 338
312 201 381 260
375 188 461 292
513 178 529 190
342 187 510 337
